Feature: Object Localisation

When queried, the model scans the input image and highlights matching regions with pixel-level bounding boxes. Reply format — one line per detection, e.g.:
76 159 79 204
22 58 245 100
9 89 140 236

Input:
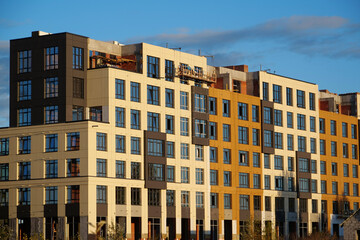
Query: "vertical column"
161 189 167 240
126 188 132 240
176 191 181 240
141 188 148 240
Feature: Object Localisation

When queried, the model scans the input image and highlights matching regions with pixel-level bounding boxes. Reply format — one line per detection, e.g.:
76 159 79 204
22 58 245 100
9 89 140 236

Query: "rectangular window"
238 126 248 144
312 199 318 213
286 87 293 106
238 102 248 120
309 93 315 110
299 158 309 173
264 130 273 148
320 161 326 175
115 160 125 179
165 115 174 134
297 89 305 108
166 141 174 158
131 188 141 205
195 119 206 138
254 196 261 211
332 162 338 176
67 159 80 177
209 97 217 115
343 163 349 177
274 155 283 170
223 100 230 117
96 133 107 151
147 56 159 78
147 139 164 157
252 105 259 122
288 157 294 171
263 82 269 101
67 185 79 203
46 160 58 178
0 138 9 156
299 178 310 192
180 143 189 159
297 114 306 130
67 132 79 151
18 50 31 73
195 94 206 113
72 106 83 121
115 79 125 100
320 118 325 133
19 136 31 154
180 91 188 110
131 137 140 155
45 106 59 124
19 162 31 180
45 134 58 152
181 191 189 207
253 152 260 168
210 147 217 163
116 187 126 205
312 180 318 193
97 185 107 204
223 124 230 142
253 174 260 189
239 173 249 188
331 120 336 135
264 154 270 169
116 135 125 153
167 166 174 182
210 170 218 186
352 124 357 139
352 144 357 159
130 82 140 102
264 175 270 189
131 162 140 179
45 186 58 204
311 160 317 173
298 136 306 152
310 138 316 154
353 165 358 178
275 176 284 191
342 122 348 137
240 195 250 210
209 122 217 140
210 193 218 208
274 109 282 126
263 107 272 124
18 188 31 205
45 47 59 70
96 159 106 177
343 143 349 158
224 171 231 186
265 196 271 211
115 107 125 128
195 145 204 161
274 132 283 149
321 180 327 194
18 108 31 126
165 60 174 81
165 88 174 108
320 139 326 155
331 141 337 156
196 192 204 208
130 109 140 129
287 134 294 151
273 84 282 103
147 112 159 132
332 182 338 195
73 47 83 70
224 194 231 209
287 112 293 128
310 116 316 132
181 167 189 183
354 184 359 197
19 80 32 100
288 177 294 191
344 182 349 196
223 149 231 164
148 164 164 181
180 117 189 136
73 77 84 98
252 129 260 146
147 85 160 105
289 198 295 212
195 168 204 184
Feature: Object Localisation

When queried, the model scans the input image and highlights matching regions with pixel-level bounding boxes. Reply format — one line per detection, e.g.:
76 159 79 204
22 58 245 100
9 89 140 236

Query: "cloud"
125 15 360 60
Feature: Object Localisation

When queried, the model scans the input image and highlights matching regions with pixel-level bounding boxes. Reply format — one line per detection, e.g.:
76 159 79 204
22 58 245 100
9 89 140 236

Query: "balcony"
176 65 216 84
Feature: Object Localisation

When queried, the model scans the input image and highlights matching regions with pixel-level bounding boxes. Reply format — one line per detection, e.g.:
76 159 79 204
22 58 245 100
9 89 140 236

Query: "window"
180 91 188 110
310 117 316 132
210 147 217 163
252 105 259 122
19 162 31 180
287 134 294 150
274 110 282 126
131 162 140 179
209 97 217 115
299 158 309 172
224 171 231 186
238 151 248 166
352 144 357 159
274 155 283 170
210 170 218 185
18 108 31 126
18 188 31 205
165 60 174 81
45 106 59 124
253 174 260 189
73 47 83 70
239 173 249 188
166 141 174 158
130 109 140 129
181 191 189 207
223 124 230 142
67 186 80 204
223 100 230 117
310 138 316 154
253 196 261 211
332 201 339 214
147 85 160 105
353 165 358 178
195 145 204 161
288 177 295 191
19 80 32 100
19 136 31 154
264 154 270 169
240 195 250 210
196 192 204 208
180 143 189 159
223 149 231 164
331 120 336 135
147 139 164 157
45 186 58 204
253 152 260 168
96 159 106 177
115 79 125 99
165 88 174 108
320 161 326 175
97 185 107 204
116 135 125 153
166 190 175 207
275 176 284 191
210 193 218 208
238 102 248 120
312 180 318 193
115 107 125 128
0 138 9 156
116 187 126 205
354 184 359 197
311 160 317 173
320 139 326 155
90 106 103 121
352 124 357 139
148 164 164 181
297 90 305 108
196 168 204 184
274 132 283 149
195 94 206 113
195 119 206 138
167 166 174 182
264 130 273 148
131 137 140 155
130 82 140 102
273 84 282 103
309 93 315 110
209 122 217 140
18 50 31 73
263 82 269 101
264 175 270 190
332 162 338 176
67 159 80 177
180 117 189 136
224 194 232 209
263 107 272 124
147 112 159 132
288 157 294 171
45 134 58 152
72 106 83 121
265 196 271 211
181 167 189 183
297 114 306 130
286 87 292 106
165 115 174 134
45 47 58 70
114 161 126 179
299 178 310 192
67 132 79 151
342 163 349 178
321 181 327 194
73 77 84 98
331 141 337 156
343 143 349 158
319 118 325 133
342 122 348 137
46 160 58 178
298 136 306 152
287 112 294 128
147 56 159 78
238 126 248 144
344 182 350 196
96 133 107 151
131 188 141 205
289 198 295 212
332 182 338 195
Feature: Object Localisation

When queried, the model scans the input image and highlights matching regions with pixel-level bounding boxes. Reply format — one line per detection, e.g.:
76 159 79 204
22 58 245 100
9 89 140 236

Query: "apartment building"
0 31 359 240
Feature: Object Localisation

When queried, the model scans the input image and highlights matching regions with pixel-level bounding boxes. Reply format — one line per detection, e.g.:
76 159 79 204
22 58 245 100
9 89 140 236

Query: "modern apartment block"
0 31 359 240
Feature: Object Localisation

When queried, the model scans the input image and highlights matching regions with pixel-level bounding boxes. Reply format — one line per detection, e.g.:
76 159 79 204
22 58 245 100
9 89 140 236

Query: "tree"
0 224 12 240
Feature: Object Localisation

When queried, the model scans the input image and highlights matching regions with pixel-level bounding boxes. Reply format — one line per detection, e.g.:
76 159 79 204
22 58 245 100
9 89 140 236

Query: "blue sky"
0 0 359 127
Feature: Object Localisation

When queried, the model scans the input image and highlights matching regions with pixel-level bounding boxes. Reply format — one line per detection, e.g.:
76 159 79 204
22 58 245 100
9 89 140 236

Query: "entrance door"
224 220 232 240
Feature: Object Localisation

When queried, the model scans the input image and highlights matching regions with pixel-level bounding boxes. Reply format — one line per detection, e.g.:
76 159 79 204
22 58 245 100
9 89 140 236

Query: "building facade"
0 31 359 240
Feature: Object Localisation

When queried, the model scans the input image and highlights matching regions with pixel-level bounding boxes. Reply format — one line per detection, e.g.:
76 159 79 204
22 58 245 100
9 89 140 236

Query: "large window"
0 164 9 181
239 173 249 188
148 189 161 206
238 102 248 120
45 186 58 204
273 84 282 103
130 82 140 102
149 164 164 181
195 119 206 138
180 117 189 136
44 77 59 98
223 149 231 164
263 107 272 124
165 60 174 81
116 135 125 153
130 109 140 129
274 155 283 170
165 115 174 134
97 185 107 204
73 47 83 70
147 112 159 132
274 110 282 126
180 91 188 110
299 178 310 192
224 171 231 186
115 107 125 128
195 168 204 184
165 89 174 108
286 87 293 106
116 187 126 205
181 167 189 183
45 106 58 124
45 134 58 152
298 136 306 152
67 159 80 177
131 188 141 205
209 97 217 115
67 132 80 151
275 176 284 191
147 56 159 78
263 82 269 101
264 130 273 148
131 162 140 179
45 47 58 70
147 85 160 105
297 90 305 108
0 138 9 156
180 143 189 159
195 94 206 113
18 188 31 205
19 80 31 100
18 50 31 73
131 137 140 155
19 136 31 154
299 158 309 173
274 132 283 149
223 100 230 117
223 124 230 142
238 126 248 144
297 114 306 130
309 92 315 110
147 139 164 157
252 105 259 122
116 160 125 179
240 195 250 210
46 160 58 178
18 108 31 126
19 162 31 180
331 120 336 135
67 185 80 203
115 79 125 100
96 133 107 151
